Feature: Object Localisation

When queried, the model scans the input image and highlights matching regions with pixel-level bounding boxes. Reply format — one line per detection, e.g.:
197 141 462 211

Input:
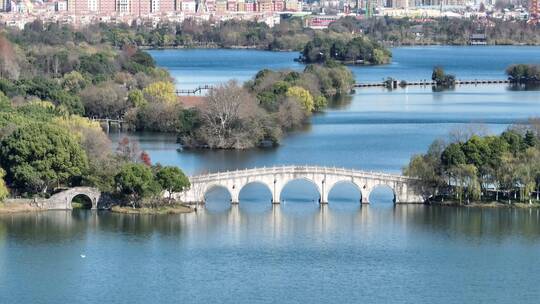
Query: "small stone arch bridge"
175 166 424 204
39 187 102 210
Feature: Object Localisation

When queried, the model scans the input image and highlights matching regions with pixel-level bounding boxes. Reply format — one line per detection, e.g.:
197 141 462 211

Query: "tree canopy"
0 122 88 194
156 166 190 203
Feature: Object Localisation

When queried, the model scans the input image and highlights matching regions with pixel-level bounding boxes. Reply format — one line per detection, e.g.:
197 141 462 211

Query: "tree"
156 166 190 203
277 97 306 130
0 168 8 201
403 140 446 201
432 66 455 86
114 163 161 207
441 143 466 169
80 81 129 118
286 86 314 113
140 151 152 166
449 164 480 204
0 34 20 80
128 89 147 107
313 96 328 112
196 81 262 149
143 81 176 103
0 91 10 111
62 71 88 93
0 123 88 194
116 136 141 162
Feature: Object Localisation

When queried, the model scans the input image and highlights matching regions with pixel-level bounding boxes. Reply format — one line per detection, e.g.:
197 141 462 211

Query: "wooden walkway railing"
355 79 511 88
176 85 213 95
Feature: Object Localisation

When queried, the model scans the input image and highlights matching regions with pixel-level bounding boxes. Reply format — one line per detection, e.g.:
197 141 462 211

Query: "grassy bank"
431 200 540 208
0 202 41 214
111 204 193 215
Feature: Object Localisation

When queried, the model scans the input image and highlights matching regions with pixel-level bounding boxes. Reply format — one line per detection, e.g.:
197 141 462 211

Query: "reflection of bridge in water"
176 166 424 205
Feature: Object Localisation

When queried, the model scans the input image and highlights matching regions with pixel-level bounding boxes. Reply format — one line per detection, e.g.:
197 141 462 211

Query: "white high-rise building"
117 0 131 13
88 0 98 11
151 0 160 12
0 0 11 11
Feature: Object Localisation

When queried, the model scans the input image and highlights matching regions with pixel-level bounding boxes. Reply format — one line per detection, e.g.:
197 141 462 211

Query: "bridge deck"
190 165 414 182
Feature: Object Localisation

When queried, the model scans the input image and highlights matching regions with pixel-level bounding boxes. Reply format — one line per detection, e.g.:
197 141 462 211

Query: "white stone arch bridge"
175 166 424 204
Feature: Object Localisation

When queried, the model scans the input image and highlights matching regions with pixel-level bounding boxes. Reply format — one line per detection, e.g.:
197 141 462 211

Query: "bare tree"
197 81 260 148
449 123 490 143
0 34 20 80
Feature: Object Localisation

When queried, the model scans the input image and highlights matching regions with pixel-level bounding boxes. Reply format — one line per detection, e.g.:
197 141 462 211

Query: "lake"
111 46 540 175
2 46 540 304
2 205 540 304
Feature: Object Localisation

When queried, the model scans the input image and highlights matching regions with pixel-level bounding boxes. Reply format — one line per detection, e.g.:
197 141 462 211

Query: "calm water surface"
2 47 540 303
110 84 540 175
127 46 540 175
149 46 540 89
2 203 540 304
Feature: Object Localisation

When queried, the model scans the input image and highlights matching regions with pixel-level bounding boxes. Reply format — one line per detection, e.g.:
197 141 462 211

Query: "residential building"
101 0 117 14
1 0 11 11
284 0 299 11
204 0 216 12
215 0 226 12
117 0 130 13
257 0 272 11
245 0 256 11
181 0 196 12
56 0 68 11
227 0 237 11
274 0 284 11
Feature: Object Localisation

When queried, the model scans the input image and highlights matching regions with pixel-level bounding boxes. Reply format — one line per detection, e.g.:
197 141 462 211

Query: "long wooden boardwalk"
355 79 510 88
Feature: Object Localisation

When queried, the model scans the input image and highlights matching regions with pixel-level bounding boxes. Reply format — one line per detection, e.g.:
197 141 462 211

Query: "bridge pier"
361 196 370 204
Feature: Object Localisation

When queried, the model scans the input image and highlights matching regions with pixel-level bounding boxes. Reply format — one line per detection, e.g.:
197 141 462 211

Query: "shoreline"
429 201 540 208
0 202 194 215
0 202 42 214
141 43 540 52
110 205 194 215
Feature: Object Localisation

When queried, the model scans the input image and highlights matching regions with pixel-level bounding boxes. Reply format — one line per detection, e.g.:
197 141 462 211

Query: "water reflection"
2 206 540 244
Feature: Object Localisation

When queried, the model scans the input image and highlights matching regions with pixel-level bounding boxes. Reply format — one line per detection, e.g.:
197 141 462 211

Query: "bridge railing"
189 165 415 182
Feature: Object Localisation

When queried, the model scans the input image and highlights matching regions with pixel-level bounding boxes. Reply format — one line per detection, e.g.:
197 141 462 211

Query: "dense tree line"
506 64 540 83
0 21 208 146
300 36 391 65
404 121 540 205
0 20 357 147
0 94 189 207
330 16 540 46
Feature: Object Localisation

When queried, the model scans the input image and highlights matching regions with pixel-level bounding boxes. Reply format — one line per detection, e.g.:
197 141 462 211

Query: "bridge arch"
368 184 397 204
327 180 363 203
204 183 233 203
279 177 321 203
71 193 93 209
238 181 273 203
46 187 101 210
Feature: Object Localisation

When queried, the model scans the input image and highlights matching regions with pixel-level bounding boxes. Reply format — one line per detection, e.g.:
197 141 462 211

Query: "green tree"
156 166 190 203
0 123 88 194
313 96 328 112
114 163 161 207
143 81 176 103
0 168 9 201
0 91 10 111
286 86 314 113
441 143 466 169
128 89 147 107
